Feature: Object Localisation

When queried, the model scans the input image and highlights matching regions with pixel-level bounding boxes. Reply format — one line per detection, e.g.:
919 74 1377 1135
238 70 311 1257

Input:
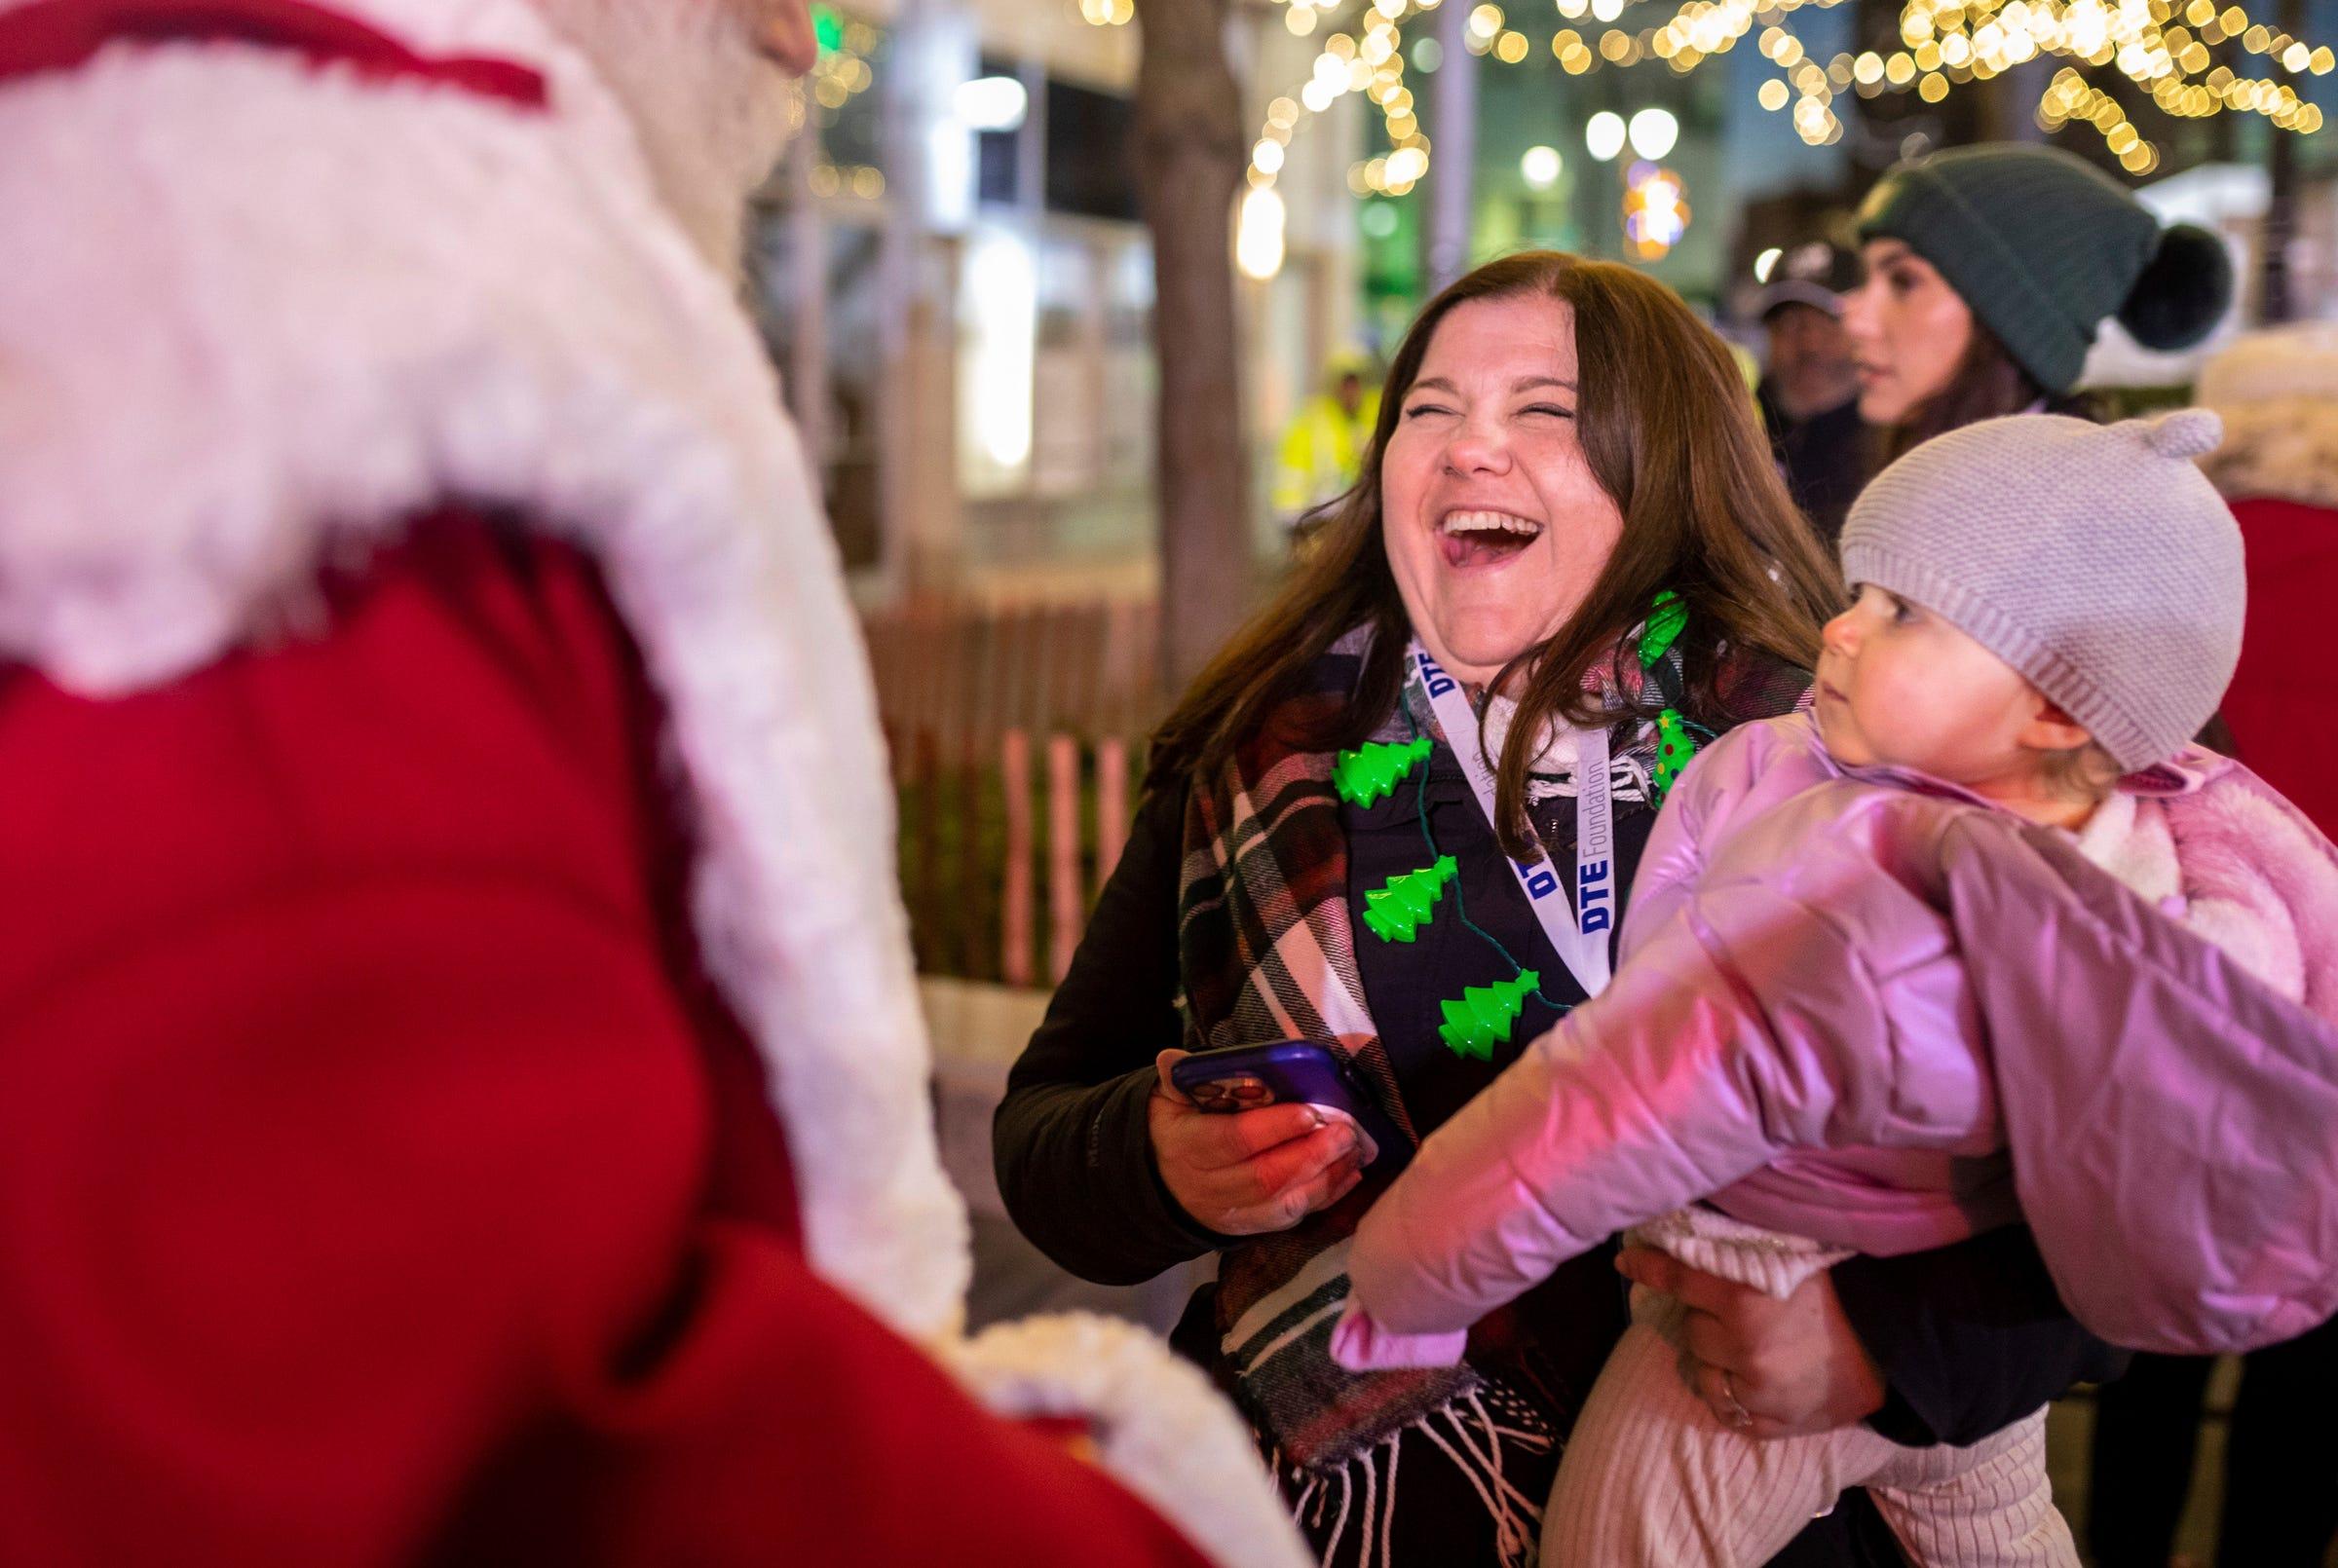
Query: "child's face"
1816 585 2084 802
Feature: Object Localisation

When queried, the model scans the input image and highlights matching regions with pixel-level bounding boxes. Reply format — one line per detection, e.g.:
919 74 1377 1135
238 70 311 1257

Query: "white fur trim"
2186 895 2305 1002
2199 398 2338 509
2166 783 2325 1009
2198 325 2338 507
951 1314 1314 1568
2081 787 2307 1001
2073 791 2182 906
0 0 968 1338
2198 322 2338 406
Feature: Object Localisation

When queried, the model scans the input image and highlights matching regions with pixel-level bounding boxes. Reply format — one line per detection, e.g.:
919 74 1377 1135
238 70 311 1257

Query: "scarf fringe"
1272 1385 1556 1568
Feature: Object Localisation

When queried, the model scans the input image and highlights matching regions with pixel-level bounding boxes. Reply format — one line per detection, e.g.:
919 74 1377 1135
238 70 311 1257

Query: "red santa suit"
2198 325 2338 842
0 2 1307 1564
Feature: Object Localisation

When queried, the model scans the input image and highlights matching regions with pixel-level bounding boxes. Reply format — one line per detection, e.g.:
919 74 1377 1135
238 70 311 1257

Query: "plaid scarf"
1174 632 1696 1563
1175 680 1479 1462
1179 688 1556 1565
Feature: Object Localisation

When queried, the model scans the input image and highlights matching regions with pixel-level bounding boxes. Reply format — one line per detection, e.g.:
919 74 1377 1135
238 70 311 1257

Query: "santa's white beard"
535 0 796 279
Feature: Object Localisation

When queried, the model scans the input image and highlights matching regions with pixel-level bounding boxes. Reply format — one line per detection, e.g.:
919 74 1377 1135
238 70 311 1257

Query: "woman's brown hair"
1149 250 1843 858
1878 322 2099 466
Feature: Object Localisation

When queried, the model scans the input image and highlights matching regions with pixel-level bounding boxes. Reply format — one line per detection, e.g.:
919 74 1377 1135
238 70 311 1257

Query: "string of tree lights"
1079 0 2332 200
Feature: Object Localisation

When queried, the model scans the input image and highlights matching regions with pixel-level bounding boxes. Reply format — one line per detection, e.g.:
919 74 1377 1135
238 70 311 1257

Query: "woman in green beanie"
1844 143 2232 456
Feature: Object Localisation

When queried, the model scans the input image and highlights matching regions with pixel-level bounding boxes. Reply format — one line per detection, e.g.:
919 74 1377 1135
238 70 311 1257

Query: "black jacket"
1759 380 1868 549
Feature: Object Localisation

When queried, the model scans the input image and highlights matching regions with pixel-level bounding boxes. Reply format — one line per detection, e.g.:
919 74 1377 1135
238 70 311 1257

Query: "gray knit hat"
1838 410 2244 771
1856 145 2232 395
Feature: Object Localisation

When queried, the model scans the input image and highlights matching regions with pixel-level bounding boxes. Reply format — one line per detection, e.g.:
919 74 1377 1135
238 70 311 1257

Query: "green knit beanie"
1856 144 2232 394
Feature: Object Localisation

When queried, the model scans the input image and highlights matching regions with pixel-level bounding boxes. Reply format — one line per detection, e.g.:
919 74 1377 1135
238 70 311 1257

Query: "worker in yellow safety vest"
1273 355 1380 525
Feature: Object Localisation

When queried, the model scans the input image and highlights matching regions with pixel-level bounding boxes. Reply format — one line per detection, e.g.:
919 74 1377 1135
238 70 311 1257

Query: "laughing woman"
995 252 2121 1567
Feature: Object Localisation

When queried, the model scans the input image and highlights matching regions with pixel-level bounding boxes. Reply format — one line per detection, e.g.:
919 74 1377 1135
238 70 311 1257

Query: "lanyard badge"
1408 640 1615 1000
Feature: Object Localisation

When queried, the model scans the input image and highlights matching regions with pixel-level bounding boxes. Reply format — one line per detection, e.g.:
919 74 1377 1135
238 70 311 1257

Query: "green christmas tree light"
1438 970 1540 1063
1652 709 1693 804
1640 590 1695 804
811 3 844 56
1363 855 1458 944
1333 735 1432 808
1639 589 1687 670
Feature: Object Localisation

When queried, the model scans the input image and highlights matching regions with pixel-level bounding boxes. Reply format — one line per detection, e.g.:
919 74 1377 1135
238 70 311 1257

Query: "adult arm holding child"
1336 861 1918 1363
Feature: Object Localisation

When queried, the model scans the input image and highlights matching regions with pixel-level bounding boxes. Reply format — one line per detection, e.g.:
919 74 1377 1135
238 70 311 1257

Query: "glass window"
1044 79 1140 222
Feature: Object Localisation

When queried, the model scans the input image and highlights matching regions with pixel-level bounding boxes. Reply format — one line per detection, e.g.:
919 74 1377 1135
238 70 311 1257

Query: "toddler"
1330 411 2338 1567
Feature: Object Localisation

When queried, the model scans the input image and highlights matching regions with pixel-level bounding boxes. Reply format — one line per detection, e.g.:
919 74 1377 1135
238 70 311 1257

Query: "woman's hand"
1616 1245 1887 1439
1147 1050 1367 1235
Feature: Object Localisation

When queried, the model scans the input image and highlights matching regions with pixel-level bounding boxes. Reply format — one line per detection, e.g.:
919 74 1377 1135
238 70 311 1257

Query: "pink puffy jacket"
1339 714 2338 1362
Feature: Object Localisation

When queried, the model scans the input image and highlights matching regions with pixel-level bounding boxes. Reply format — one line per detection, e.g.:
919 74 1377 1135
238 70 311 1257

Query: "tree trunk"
1423 0 1478 292
2261 0 2306 322
1132 0 1254 690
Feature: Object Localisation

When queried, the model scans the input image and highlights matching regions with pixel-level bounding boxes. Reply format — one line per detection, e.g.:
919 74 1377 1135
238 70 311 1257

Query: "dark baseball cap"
1755 241 1862 320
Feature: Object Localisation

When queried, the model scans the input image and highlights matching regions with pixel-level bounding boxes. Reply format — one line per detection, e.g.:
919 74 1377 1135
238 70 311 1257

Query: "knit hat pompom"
1838 412 2244 772
2117 223 2234 353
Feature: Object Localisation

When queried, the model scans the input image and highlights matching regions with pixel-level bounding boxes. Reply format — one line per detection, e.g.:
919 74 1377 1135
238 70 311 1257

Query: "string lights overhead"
1773 0 2330 170
1081 0 2331 204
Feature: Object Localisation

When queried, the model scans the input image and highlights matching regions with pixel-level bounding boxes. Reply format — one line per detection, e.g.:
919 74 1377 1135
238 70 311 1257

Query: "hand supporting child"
1614 1245 1886 1439
1328 1237 1891 1436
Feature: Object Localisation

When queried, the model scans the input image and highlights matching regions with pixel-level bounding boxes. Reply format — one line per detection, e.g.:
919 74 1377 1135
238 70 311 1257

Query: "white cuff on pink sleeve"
1328 1299 1469 1371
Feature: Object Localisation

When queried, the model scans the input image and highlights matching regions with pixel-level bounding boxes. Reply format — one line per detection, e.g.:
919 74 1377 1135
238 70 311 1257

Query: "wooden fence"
863 597 1166 988
889 724 1138 987
861 594 1164 746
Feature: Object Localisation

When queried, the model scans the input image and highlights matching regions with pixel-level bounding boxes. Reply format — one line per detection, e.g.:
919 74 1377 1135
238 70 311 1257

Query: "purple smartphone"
1169 1040 1410 1172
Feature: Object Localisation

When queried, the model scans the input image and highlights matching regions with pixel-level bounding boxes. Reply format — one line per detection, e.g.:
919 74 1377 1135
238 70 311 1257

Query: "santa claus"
0 1 1305 1562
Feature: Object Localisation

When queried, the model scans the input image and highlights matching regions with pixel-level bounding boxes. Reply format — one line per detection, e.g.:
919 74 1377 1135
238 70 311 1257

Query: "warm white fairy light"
1586 108 1629 157
1071 0 2330 216
1770 0 2334 155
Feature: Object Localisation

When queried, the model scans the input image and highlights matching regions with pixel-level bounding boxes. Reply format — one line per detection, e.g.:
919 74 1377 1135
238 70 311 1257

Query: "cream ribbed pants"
1539 1212 2079 1568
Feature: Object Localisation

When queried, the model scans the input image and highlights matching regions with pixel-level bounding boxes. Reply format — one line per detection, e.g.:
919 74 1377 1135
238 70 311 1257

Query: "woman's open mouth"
1439 509 1543 569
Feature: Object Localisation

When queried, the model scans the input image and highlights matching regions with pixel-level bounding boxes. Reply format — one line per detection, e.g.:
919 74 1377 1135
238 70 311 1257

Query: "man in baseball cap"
1754 241 1867 543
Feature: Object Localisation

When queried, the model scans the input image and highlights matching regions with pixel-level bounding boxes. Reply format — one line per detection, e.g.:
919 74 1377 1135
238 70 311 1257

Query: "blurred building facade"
750 0 1369 605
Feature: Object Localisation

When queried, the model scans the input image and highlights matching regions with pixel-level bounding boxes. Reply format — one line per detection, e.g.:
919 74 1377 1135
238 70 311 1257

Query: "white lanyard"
1408 639 1615 999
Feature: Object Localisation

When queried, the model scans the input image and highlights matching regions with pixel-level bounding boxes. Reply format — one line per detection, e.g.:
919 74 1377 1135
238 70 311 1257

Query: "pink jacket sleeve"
1340 839 1934 1343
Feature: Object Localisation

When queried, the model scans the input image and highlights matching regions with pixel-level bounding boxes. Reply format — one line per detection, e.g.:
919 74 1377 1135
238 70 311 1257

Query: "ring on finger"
1716 1368 1754 1430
